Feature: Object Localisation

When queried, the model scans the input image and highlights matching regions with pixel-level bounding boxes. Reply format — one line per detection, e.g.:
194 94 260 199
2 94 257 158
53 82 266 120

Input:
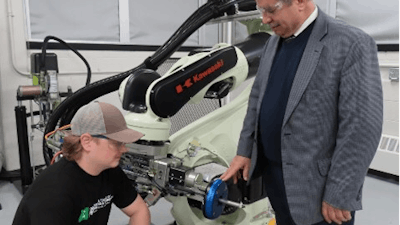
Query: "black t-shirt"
12 158 137 225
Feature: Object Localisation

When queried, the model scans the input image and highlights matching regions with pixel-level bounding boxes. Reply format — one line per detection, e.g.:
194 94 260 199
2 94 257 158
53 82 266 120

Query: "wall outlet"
389 68 399 82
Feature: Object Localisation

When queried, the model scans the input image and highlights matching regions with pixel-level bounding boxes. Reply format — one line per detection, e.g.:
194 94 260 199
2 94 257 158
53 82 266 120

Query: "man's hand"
220 155 251 184
322 201 352 225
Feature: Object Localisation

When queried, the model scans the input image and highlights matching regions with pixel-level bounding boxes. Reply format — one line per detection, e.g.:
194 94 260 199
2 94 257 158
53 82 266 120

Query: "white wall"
379 52 400 137
0 56 4 172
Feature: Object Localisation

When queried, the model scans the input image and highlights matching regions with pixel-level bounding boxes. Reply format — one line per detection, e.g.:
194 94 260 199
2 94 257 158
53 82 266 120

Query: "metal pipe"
218 198 245 208
17 85 43 98
7 0 30 76
14 105 33 193
29 100 36 179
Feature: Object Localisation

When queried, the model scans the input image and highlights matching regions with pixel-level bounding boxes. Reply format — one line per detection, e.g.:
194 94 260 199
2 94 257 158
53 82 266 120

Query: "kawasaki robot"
43 1 276 224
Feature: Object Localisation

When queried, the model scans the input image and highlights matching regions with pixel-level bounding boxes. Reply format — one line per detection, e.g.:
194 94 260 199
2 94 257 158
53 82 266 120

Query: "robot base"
169 196 275 225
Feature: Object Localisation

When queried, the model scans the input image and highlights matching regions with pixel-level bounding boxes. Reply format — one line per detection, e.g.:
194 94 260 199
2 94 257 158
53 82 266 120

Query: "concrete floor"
0 173 398 225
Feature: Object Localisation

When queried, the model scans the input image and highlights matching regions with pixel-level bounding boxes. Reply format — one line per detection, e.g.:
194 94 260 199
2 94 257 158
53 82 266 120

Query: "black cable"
148 0 252 67
41 35 92 86
50 1 220 128
147 1 217 68
59 2 219 124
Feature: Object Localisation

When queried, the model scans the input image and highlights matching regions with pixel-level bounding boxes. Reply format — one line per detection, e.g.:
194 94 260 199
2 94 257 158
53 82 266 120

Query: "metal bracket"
389 68 399 82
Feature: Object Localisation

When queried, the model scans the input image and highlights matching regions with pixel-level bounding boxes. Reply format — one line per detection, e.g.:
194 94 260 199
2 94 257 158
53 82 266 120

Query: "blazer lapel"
282 8 328 126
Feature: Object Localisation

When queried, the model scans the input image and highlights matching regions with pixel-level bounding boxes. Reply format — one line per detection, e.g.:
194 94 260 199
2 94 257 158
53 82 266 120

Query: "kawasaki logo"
175 59 224 94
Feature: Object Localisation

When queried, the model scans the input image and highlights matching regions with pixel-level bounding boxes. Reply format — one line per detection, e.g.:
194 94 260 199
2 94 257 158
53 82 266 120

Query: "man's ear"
298 0 313 11
80 133 94 152
295 0 305 9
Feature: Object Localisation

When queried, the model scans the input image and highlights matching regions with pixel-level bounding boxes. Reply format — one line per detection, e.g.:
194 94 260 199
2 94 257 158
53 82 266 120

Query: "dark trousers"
262 158 355 225
263 158 296 225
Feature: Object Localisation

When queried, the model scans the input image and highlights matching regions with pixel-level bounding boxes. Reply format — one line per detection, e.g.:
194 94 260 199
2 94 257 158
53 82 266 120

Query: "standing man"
13 102 151 225
221 0 383 225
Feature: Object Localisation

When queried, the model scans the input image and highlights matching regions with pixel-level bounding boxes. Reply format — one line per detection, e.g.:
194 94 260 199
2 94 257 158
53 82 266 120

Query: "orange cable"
45 124 71 140
50 150 63 165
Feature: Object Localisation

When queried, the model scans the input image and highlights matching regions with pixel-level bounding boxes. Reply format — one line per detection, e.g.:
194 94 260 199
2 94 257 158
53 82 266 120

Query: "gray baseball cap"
71 102 144 143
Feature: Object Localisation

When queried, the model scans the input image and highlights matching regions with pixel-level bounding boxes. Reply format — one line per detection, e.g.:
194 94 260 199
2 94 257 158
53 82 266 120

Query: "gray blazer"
237 8 383 225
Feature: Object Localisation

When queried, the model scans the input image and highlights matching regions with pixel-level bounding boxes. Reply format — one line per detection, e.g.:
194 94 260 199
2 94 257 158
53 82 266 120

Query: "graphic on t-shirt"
79 207 89 222
78 195 114 223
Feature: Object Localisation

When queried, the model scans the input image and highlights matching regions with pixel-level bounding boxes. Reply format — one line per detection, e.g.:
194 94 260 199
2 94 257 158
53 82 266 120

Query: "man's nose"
262 15 272 24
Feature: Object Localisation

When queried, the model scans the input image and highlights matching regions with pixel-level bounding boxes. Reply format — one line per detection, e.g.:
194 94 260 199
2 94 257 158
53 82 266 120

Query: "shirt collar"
293 5 318 37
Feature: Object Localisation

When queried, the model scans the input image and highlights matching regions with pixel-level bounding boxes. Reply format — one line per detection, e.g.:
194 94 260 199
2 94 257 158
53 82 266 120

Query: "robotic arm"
43 1 273 222
42 30 271 225
44 32 272 225
124 45 241 118
119 32 270 141
117 32 270 221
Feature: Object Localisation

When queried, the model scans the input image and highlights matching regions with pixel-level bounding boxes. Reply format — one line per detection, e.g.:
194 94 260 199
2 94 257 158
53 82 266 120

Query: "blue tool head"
203 178 228 220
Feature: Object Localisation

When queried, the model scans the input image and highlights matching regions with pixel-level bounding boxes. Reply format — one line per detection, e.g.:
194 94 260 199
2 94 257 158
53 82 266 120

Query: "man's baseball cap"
70 102 144 143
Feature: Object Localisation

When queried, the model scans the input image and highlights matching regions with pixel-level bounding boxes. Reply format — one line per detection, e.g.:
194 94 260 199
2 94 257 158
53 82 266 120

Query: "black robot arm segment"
149 32 271 118
237 1 257 11
150 47 238 118
234 32 271 79
122 69 161 113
